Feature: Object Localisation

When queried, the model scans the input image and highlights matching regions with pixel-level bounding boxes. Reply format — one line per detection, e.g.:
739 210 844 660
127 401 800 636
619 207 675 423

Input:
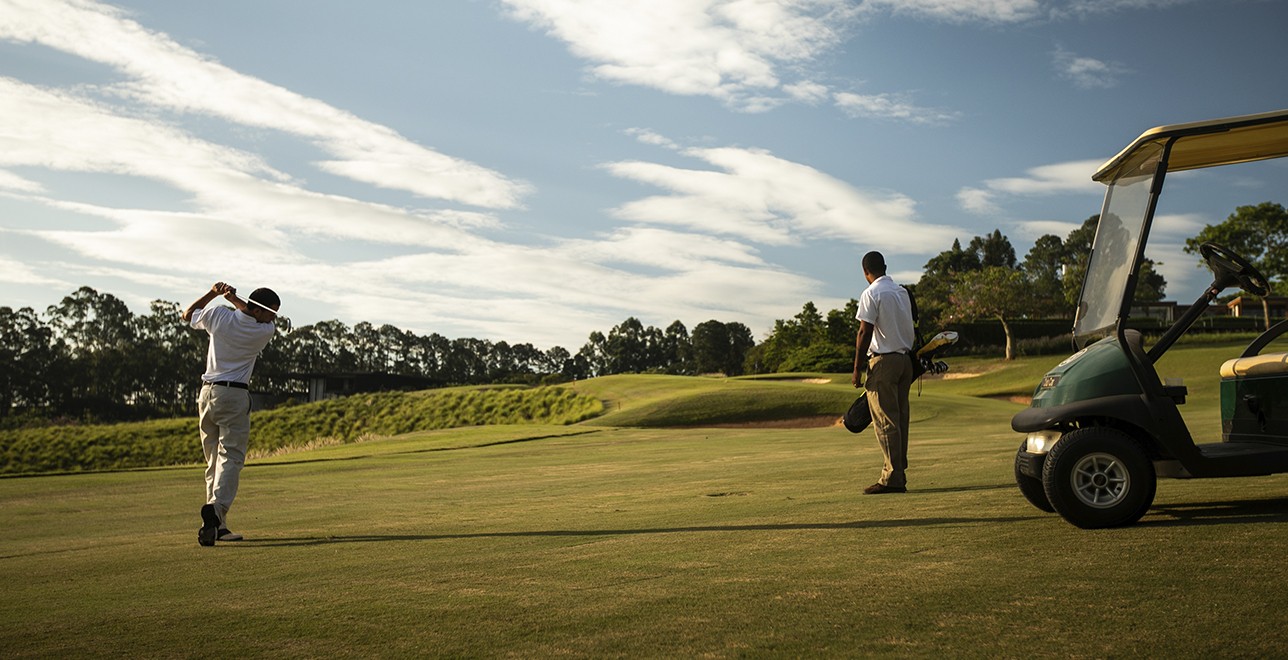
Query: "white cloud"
1151 212 1206 239
1 103 836 346
25 205 295 271
0 254 70 288
959 159 1105 214
501 0 993 123
501 0 856 111
626 128 680 150
1015 219 1082 239
47 261 197 302
861 0 1044 23
0 78 493 250
1058 0 1198 17
1053 46 1129 89
0 0 531 209
834 91 958 125
603 139 962 253
0 169 45 193
784 80 831 104
985 160 1104 195
957 188 1000 215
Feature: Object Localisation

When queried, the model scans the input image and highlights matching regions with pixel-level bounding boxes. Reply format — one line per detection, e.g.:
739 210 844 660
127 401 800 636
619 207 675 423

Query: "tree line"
0 286 754 425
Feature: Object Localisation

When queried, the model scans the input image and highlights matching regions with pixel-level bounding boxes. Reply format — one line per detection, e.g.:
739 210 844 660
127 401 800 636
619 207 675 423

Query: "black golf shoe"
198 504 219 547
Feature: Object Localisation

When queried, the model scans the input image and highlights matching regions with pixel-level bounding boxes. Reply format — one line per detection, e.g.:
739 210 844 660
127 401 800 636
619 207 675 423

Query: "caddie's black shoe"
198 504 219 547
863 483 907 495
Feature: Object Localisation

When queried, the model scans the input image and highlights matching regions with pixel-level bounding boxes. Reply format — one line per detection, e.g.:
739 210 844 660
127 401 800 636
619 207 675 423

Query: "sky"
2 0 1288 350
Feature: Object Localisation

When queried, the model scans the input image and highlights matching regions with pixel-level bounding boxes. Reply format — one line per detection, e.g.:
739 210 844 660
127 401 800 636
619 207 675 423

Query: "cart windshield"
1074 145 1163 345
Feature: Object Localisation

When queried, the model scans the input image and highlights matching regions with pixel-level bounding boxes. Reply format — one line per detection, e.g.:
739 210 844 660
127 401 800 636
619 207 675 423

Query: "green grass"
4 344 1288 656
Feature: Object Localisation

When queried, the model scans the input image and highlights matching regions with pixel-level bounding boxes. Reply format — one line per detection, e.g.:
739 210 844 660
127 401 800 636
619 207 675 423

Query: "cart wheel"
1014 442 1054 512
1041 427 1155 529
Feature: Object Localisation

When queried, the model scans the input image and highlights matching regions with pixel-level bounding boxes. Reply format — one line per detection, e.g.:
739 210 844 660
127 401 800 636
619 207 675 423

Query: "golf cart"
1012 109 1288 529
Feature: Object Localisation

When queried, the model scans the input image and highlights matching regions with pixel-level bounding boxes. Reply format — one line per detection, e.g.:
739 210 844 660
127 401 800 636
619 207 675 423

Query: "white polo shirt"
189 305 276 384
855 275 916 355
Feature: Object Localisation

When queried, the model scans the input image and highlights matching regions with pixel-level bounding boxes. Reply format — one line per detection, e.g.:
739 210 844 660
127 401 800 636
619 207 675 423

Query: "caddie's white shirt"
189 305 276 384
855 275 916 355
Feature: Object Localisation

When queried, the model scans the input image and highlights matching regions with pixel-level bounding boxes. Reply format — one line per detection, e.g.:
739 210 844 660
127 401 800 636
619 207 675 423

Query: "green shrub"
776 342 854 373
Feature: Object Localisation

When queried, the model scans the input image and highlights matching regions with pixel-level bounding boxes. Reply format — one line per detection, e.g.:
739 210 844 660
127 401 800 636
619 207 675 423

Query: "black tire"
1015 442 1055 512
1042 427 1156 529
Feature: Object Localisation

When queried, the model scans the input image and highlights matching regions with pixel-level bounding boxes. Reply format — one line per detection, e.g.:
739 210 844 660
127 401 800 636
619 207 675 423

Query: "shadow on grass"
238 515 1047 547
907 483 1014 494
1142 497 1288 527
252 430 603 468
0 431 605 478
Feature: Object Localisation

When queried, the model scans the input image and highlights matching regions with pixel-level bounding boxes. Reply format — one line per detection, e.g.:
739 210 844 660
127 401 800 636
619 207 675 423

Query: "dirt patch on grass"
987 394 1033 405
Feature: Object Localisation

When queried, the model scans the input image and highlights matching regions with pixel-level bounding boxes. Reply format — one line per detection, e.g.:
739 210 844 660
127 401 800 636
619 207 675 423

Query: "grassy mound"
0 385 602 475
570 375 856 427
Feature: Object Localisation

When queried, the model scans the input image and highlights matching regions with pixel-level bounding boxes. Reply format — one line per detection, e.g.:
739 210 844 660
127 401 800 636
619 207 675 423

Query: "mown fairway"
4 345 1288 657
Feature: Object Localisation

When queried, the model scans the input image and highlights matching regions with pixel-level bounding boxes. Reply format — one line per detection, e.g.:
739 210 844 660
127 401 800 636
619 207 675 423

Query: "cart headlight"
1025 430 1061 454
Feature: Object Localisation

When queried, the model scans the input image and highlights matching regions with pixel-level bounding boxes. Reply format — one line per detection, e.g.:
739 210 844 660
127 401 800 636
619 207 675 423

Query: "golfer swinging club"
182 282 280 546
851 251 916 494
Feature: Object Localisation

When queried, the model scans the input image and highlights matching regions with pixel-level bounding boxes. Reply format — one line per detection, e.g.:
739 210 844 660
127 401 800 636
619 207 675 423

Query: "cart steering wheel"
1199 242 1270 296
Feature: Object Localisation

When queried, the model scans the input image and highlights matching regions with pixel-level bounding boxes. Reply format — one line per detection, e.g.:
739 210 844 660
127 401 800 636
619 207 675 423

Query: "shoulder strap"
902 286 925 352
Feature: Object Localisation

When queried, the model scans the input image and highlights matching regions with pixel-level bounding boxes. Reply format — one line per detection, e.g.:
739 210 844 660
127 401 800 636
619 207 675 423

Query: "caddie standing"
182 282 280 546
851 251 916 494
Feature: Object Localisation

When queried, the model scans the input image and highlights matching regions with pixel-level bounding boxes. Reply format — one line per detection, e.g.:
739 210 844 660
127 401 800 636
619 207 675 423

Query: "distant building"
1226 295 1288 319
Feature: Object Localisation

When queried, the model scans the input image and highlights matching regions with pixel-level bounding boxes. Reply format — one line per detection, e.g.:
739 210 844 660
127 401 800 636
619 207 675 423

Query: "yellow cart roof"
1094 108 1288 183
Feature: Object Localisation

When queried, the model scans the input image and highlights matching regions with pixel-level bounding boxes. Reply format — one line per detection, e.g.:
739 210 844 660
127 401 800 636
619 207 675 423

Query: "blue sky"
2 0 1287 349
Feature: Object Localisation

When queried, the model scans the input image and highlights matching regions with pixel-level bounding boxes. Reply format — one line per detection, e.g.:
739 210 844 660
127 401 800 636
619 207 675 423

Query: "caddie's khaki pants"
865 353 913 488
198 384 251 526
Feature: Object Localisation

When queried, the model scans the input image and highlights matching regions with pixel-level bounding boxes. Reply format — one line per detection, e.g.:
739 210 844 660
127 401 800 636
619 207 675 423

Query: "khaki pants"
198 384 251 526
865 353 913 487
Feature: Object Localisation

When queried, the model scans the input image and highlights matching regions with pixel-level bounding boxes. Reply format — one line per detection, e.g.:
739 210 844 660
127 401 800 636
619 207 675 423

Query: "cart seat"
1220 353 1288 378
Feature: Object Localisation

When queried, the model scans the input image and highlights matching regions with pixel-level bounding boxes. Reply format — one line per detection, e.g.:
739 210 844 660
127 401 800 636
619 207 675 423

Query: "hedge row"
0 386 604 475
